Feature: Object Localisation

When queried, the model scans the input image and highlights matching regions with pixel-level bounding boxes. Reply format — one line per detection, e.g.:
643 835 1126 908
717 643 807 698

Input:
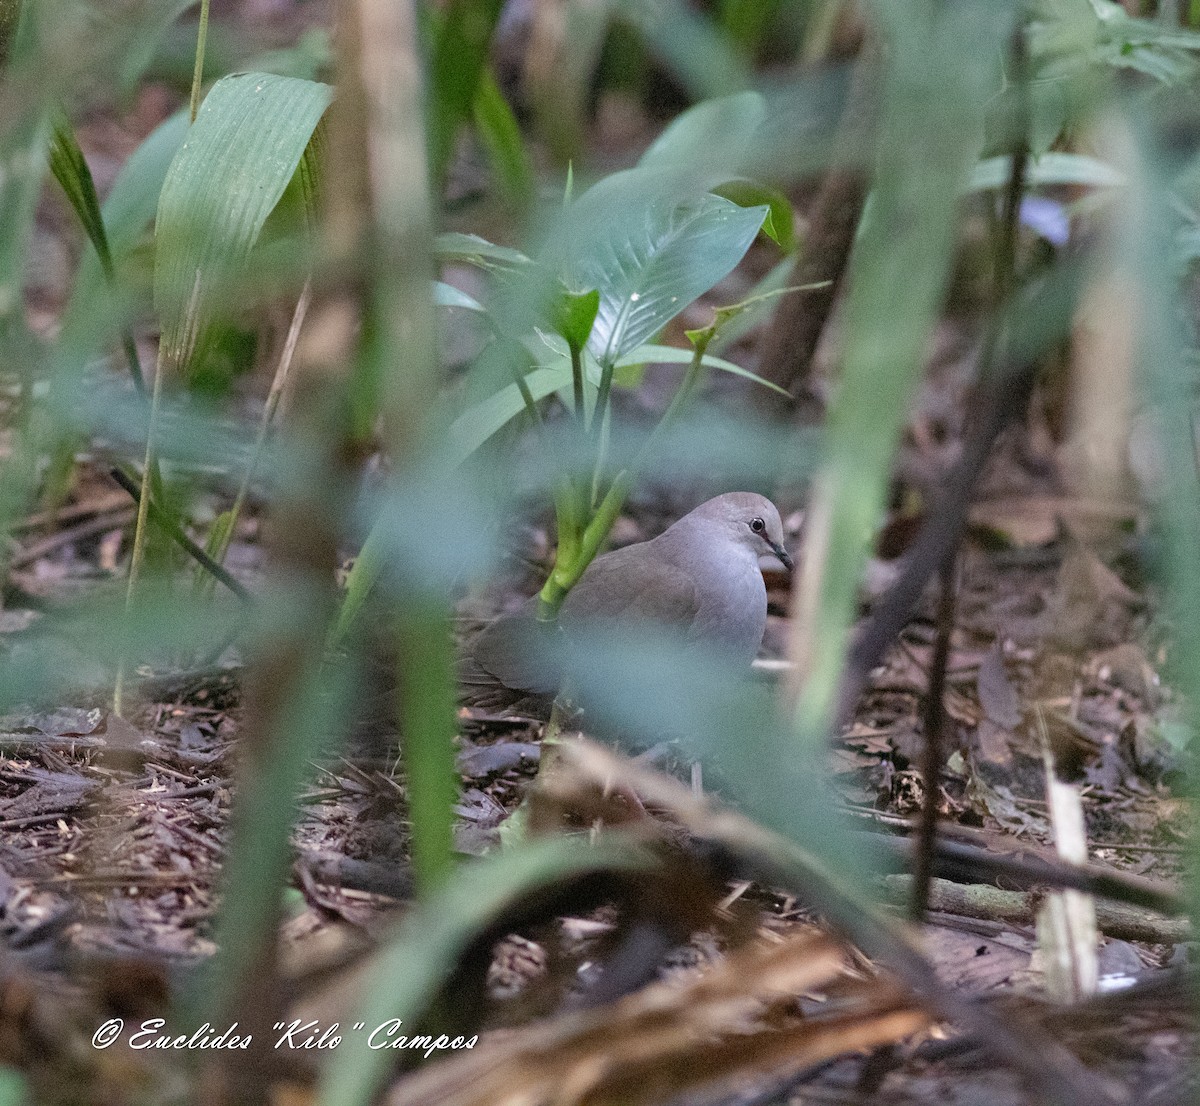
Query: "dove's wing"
469 541 700 697
561 543 700 629
469 600 557 694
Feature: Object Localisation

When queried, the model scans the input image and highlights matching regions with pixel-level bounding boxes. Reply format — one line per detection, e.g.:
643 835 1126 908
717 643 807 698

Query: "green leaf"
0 106 49 345
546 182 768 366
317 836 656 1106
711 178 795 252
471 67 534 208
48 111 115 280
447 363 571 467
969 151 1123 192
428 0 506 184
617 343 790 396
434 280 486 312
154 72 331 376
434 230 534 271
446 339 787 468
62 111 188 334
639 90 765 184
555 286 600 350
790 0 1018 754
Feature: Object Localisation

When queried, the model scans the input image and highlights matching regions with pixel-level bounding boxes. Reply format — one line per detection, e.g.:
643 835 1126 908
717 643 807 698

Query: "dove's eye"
749 517 765 534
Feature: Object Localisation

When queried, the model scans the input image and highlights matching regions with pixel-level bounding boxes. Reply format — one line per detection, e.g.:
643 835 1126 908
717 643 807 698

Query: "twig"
12 490 130 532
8 506 135 568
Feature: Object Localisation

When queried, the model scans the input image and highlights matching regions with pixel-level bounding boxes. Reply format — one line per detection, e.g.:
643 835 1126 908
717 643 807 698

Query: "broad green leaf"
435 230 534 271
88 112 190 263
446 342 785 467
60 111 189 361
154 72 331 376
617 343 790 395
434 280 486 312
970 151 1124 192
711 178 795 252
448 364 569 467
546 183 768 366
318 836 655 1106
50 109 164 392
639 90 765 184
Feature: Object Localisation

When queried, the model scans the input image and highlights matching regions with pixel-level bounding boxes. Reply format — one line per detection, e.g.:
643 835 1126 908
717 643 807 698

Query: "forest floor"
1 7 1196 1103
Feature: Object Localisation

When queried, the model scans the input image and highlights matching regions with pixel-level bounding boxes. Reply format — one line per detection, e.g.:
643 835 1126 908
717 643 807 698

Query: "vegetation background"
0 0 1198 1104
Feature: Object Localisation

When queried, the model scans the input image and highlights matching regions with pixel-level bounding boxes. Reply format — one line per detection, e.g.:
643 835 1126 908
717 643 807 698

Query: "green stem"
569 339 586 428
212 279 312 568
505 338 543 429
593 357 615 435
188 0 210 123
539 341 708 616
113 354 164 715
539 467 631 617
109 464 251 601
654 338 707 435
589 403 610 508
398 603 458 893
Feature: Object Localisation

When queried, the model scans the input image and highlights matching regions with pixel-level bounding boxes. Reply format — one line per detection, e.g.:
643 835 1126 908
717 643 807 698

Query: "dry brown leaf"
977 644 1022 730
385 933 928 1106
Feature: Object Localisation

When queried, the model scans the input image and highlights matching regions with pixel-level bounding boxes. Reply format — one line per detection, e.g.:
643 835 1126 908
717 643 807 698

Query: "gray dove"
461 492 792 715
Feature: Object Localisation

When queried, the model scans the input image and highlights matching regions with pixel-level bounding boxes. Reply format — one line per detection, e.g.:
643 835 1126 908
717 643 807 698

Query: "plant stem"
592 357 614 435
188 0 210 123
212 279 313 568
569 339 586 427
109 465 252 601
113 353 164 716
539 341 708 615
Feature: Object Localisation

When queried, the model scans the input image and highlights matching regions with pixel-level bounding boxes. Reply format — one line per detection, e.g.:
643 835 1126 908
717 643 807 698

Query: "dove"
461 492 792 715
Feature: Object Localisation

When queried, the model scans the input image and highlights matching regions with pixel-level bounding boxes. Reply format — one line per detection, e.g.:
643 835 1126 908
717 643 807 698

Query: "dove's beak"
770 542 793 572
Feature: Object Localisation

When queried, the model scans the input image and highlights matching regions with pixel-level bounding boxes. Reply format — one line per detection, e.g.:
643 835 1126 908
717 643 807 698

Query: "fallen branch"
881 875 1189 945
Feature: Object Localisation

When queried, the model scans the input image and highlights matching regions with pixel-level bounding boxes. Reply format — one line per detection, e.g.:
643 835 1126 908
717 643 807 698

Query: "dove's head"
688 492 793 571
